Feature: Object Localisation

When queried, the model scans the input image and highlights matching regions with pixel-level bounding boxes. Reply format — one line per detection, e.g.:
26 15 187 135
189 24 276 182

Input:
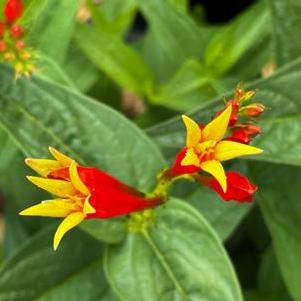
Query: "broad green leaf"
105 199 243 301
0 65 164 191
268 0 301 66
63 43 100 92
87 0 136 35
28 0 81 64
148 59 214 111
204 1 269 76
37 55 78 89
0 225 111 301
137 0 214 67
147 57 301 166
74 23 153 95
186 185 252 241
251 162 301 301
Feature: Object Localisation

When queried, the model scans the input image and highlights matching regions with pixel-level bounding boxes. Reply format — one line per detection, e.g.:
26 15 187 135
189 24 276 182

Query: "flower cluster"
20 86 265 249
166 85 264 202
0 0 35 77
20 148 164 250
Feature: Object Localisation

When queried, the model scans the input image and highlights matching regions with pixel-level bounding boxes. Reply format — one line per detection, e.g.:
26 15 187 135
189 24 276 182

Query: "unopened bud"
10 24 24 38
0 40 7 52
234 86 256 103
4 51 15 61
20 50 31 60
15 40 25 50
0 22 5 37
234 123 262 136
240 103 265 117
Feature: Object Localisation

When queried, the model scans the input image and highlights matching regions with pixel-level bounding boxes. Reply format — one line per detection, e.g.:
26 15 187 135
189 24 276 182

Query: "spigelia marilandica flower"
194 172 258 203
0 0 36 77
169 105 263 192
20 148 163 250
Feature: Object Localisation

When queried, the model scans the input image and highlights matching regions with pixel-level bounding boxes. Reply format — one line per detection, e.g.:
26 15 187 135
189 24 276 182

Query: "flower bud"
3 51 15 61
15 39 25 50
20 50 31 60
0 22 5 37
208 171 257 202
0 40 7 52
226 128 251 144
4 0 23 23
234 86 256 103
236 123 262 136
10 24 24 38
240 103 265 117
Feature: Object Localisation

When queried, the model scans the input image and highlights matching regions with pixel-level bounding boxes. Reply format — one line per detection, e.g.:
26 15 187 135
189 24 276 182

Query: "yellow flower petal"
83 196 96 215
27 176 76 198
25 158 62 177
202 105 232 142
181 148 200 167
200 160 227 192
182 115 201 148
69 161 90 195
49 147 73 167
53 212 85 250
215 141 263 161
19 199 77 217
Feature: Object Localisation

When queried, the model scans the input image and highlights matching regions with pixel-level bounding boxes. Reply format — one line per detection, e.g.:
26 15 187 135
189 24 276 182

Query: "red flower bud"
4 0 23 23
0 40 7 52
241 103 265 117
208 171 257 202
15 39 25 50
10 24 24 38
0 22 5 37
168 148 200 177
226 128 251 144
237 123 262 136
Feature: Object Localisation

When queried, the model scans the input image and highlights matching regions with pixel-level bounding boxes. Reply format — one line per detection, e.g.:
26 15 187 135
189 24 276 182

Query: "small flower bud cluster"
0 0 35 77
220 85 265 145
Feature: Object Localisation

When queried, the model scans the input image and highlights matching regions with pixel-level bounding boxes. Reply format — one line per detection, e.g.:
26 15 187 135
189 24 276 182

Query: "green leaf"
0 226 112 301
147 57 301 166
268 0 301 66
0 150 49 257
204 2 269 76
251 162 301 301
74 23 153 95
87 0 137 35
105 199 243 301
186 185 252 241
28 0 81 64
149 59 214 111
137 0 214 67
37 54 78 89
0 65 164 190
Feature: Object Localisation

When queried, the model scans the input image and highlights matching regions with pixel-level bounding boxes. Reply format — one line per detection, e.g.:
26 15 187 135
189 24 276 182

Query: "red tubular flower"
207 171 257 202
4 0 23 24
20 148 163 249
168 148 200 177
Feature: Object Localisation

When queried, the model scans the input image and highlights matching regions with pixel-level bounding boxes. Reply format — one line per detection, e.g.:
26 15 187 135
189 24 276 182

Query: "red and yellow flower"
170 105 263 192
20 148 163 250
0 0 35 77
